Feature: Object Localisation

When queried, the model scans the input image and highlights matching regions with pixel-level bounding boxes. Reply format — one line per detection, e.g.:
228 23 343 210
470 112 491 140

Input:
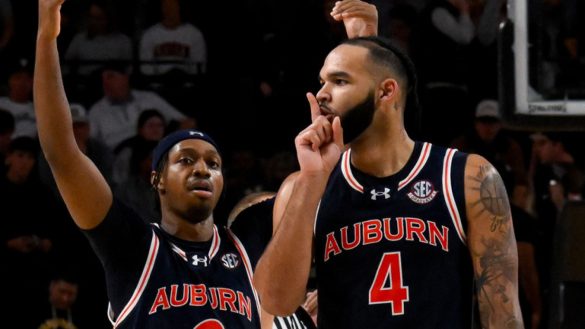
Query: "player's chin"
184 204 214 224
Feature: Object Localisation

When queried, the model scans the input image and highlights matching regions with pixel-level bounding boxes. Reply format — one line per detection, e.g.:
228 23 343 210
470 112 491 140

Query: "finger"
313 116 333 143
305 290 318 304
305 298 317 314
309 133 322 152
338 8 376 18
332 116 344 149
337 6 377 17
305 292 318 313
306 92 321 122
331 0 365 14
299 129 323 152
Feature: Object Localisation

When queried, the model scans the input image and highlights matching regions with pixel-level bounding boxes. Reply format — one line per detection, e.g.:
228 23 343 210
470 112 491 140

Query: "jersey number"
368 252 409 315
194 319 225 329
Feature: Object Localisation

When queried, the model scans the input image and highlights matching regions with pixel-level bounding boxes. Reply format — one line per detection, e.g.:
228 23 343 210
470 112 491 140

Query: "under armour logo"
192 254 208 267
371 188 391 200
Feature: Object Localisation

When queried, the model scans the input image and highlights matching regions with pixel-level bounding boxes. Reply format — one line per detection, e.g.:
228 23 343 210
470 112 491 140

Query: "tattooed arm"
464 154 524 329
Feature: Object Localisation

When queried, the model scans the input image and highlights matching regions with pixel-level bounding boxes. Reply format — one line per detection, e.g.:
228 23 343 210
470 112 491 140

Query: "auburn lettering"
149 284 253 321
324 217 449 261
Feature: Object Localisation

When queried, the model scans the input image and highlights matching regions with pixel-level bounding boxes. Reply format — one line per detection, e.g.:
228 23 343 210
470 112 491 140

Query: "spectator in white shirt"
139 0 207 76
0 59 36 138
88 62 195 149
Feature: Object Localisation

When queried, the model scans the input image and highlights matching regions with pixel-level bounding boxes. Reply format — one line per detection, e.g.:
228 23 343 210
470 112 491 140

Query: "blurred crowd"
1 0 584 328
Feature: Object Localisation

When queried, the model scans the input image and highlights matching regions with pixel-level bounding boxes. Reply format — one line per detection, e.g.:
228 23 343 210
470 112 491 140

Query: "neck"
161 215 214 242
162 18 181 29
350 127 414 177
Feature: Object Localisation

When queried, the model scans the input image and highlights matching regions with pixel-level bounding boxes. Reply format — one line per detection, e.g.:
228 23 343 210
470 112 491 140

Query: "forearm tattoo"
468 164 523 328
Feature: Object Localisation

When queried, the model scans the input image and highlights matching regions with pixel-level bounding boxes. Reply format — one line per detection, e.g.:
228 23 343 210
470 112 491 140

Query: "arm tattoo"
468 163 523 328
469 165 511 232
475 237 518 327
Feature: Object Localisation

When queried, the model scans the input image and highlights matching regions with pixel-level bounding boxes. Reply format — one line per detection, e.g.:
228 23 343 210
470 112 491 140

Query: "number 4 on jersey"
194 319 225 329
368 252 409 315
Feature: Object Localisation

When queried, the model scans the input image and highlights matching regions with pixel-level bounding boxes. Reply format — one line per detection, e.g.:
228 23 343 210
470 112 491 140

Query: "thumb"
332 116 344 150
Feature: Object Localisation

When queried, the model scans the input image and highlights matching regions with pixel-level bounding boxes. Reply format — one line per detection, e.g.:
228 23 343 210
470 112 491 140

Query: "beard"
339 91 376 143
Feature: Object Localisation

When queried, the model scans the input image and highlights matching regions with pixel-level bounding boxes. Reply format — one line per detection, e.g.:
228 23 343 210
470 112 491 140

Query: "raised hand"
294 93 344 176
38 0 65 40
331 0 378 38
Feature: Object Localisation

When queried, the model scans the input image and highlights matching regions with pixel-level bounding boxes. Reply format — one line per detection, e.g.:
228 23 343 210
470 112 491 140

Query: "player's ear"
379 78 398 101
151 171 165 193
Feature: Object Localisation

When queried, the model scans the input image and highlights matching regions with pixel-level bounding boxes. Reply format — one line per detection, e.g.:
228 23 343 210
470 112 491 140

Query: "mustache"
318 102 337 115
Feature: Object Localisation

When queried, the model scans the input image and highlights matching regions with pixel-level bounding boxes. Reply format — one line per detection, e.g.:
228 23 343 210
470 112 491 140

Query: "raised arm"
331 0 378 38
254 93 344 316
464 154 524 328
35 0 112 229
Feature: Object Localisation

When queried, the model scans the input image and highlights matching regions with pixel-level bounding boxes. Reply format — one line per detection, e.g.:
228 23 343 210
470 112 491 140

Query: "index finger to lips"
306 92 321 122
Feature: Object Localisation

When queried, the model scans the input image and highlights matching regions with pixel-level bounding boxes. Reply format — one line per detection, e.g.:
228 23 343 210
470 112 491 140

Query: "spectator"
467 0 506 103
529 130 584 327
0 136 61 328
383 3 419 56
416 0 475 144
112 109 166 186
451 99 529 193
0 58 36 138
64 1 133 76
139 0 207 76
511 183 543 329
113 138 160 222
88 61 195 149
0 108 15 174
38 103 113 194
34 270 80 329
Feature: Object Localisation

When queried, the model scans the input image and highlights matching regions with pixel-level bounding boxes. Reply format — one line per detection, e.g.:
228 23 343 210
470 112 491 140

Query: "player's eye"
178 157 193 165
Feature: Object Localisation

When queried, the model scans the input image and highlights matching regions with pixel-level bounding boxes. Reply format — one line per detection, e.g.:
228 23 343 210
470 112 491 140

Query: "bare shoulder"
463 154 512 232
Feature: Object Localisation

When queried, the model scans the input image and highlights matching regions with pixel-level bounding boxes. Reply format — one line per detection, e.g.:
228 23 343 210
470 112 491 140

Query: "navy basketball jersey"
108 224 261 329
315 142 474 329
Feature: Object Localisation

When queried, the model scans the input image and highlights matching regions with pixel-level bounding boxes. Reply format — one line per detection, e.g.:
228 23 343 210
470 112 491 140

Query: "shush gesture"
294 93 343 176
331 0 378 38
38 0 65 40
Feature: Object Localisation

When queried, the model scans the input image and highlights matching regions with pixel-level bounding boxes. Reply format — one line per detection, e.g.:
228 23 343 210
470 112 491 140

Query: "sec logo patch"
407 180 437 204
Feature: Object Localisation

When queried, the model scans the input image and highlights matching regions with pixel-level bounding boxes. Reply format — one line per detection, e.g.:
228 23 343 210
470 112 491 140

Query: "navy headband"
151 129 220 171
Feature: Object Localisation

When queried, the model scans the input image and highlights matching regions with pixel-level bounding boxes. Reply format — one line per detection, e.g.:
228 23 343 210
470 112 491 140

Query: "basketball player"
35 1 378 328
254 36 524 328
35 1 261 328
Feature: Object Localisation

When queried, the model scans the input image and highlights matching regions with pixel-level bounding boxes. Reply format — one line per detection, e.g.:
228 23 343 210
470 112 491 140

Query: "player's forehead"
320 44 371 78
169 139 221 159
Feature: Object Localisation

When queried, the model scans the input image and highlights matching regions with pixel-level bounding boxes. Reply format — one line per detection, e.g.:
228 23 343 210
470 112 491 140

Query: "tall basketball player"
254 36 525 328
